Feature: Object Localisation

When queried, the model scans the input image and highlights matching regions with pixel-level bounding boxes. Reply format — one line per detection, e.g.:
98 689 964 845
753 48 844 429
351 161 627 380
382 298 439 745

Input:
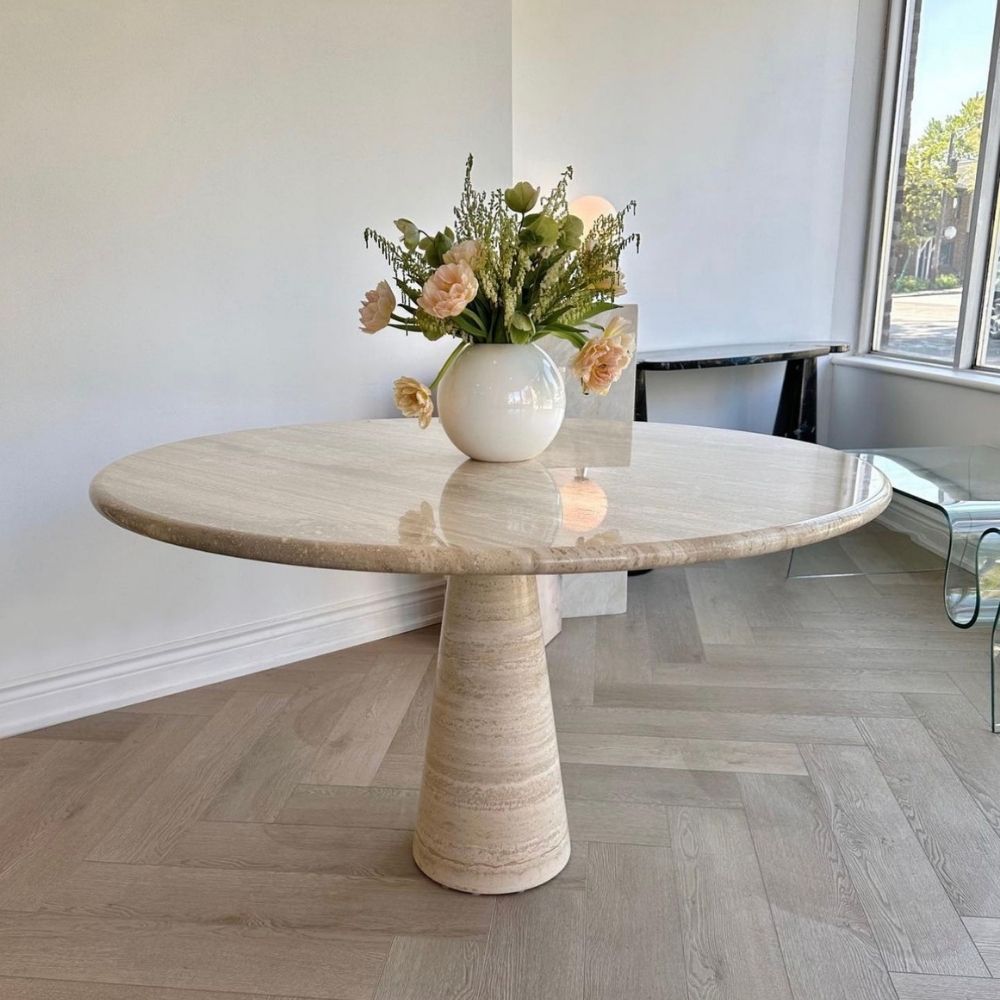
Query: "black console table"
633 341 849 443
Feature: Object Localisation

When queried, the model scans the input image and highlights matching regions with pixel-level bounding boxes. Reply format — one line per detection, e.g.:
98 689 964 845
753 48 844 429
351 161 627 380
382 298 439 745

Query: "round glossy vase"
437 343 566 463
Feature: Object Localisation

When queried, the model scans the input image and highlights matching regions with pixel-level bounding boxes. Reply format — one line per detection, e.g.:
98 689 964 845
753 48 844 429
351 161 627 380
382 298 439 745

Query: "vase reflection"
397 459 620 552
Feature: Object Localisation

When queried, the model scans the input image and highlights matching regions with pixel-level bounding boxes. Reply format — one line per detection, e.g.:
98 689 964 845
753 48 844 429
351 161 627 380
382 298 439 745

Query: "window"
867 0 1000 371
979 211 1000 368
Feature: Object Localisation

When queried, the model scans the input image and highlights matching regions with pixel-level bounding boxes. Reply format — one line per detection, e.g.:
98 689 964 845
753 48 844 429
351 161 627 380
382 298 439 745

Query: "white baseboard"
878 495 950 558
0 580 445 739
876 494 975 569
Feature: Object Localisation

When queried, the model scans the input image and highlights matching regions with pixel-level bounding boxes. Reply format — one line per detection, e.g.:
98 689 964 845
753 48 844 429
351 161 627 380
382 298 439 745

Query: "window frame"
861 0 1000 374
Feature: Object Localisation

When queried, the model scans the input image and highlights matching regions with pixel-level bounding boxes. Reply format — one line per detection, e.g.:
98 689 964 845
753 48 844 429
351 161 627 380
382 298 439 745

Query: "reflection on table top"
636 342 849 369
858 446 1000 513
91 418 891 576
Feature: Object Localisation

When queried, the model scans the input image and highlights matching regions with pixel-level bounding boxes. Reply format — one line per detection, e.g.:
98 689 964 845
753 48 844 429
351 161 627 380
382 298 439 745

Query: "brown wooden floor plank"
740 773 896 1000
596 682 914 717
949 670 991 722
0 738 60 773
127 687 236 716
21 711 148 742
554 704 865 744
205 664 367 823
302 654 430 786
559 731 806 775
0 741 110 885
907 693 1000 834
751 622 981 652
634 566 705 664
383 657 435 756
858 716 1000 917
963 916 1000 975
546 616 597 707
0 912 387 999
278 784 419 829
89 692 290 864
164 820 420 879
670 806 792 1000
584 841 686 1000
566 798 670 846
593 593 655 688
0 977 308 999
0 714 205 909
370 752 424 789
704 642 977 672
686 563 755 646
373 936 486 1000
651 660 958 693
560 762 742 808
892 973 1000 999
802 743 986 975
39 860 494 937
476 886 584 1000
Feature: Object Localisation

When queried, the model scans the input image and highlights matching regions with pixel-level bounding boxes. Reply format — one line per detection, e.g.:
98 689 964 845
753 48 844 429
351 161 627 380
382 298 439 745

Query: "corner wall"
512 0 863 430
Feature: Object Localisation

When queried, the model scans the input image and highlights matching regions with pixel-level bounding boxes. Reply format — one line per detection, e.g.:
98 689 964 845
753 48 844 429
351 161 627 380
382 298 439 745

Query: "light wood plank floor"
4 534 1000 999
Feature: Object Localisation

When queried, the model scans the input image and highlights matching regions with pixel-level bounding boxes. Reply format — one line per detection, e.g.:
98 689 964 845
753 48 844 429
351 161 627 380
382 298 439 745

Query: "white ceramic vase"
437 343 566 463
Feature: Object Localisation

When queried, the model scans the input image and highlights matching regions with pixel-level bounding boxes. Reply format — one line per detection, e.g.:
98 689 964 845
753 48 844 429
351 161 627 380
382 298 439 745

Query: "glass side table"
856 447 1000 732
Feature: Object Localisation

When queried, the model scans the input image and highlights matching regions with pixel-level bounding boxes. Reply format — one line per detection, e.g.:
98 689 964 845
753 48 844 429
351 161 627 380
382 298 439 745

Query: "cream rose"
443 239 483 270
359 280 396 333
393 376 434 429
570 316 635 396
417 261 479 319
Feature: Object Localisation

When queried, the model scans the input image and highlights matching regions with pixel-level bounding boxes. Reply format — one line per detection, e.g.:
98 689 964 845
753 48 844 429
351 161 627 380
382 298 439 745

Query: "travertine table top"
90 418 891 576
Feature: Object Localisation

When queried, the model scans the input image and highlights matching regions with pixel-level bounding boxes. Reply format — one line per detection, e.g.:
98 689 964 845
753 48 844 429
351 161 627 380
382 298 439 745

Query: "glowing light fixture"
567 195 616 237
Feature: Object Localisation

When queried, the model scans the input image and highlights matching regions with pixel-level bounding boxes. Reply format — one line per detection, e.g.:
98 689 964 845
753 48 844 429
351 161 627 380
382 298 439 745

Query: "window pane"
980 248 1000 368
877 0 995 362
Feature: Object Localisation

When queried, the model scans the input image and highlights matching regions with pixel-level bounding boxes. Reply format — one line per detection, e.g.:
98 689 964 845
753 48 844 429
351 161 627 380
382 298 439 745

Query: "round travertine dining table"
90 418 891 894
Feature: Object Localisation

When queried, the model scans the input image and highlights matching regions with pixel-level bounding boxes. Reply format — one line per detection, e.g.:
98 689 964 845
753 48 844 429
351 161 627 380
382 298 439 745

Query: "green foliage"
894 275 930 293
933 272 961 290
895 94 984 274
363 155 639 347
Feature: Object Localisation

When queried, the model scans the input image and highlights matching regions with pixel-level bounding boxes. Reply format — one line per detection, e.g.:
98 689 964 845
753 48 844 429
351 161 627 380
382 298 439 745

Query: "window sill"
831 353 1000 395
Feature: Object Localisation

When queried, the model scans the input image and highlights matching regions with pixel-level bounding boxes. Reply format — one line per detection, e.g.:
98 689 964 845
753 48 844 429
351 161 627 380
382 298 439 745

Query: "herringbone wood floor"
3 529 1000 999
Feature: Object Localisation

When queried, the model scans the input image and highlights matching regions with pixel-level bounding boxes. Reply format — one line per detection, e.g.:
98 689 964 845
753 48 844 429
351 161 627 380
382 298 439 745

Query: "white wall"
513 0 863 430
828 366 1000 449
1 0 511 729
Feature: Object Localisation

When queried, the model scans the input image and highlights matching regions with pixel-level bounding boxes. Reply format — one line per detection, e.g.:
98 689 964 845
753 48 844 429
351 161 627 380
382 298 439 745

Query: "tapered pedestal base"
413 574 570 894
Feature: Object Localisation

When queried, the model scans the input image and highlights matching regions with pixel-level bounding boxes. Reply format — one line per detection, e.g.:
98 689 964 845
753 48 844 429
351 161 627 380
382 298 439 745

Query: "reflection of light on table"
555 469 608 534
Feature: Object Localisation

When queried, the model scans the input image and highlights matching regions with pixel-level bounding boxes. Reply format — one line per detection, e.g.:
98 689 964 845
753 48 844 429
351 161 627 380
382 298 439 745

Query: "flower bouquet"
360 157 639 461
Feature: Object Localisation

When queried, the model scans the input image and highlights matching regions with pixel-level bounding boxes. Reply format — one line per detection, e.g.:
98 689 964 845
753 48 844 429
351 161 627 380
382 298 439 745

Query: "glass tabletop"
788 449 1000 614
855 446 1000 514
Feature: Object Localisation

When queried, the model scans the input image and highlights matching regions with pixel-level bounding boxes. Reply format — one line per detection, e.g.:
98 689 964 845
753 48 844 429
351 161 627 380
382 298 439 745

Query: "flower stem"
429 341 468 391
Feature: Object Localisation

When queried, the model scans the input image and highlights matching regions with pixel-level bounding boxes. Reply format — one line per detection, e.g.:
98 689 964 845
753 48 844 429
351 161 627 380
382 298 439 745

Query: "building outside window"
868 0 1000 371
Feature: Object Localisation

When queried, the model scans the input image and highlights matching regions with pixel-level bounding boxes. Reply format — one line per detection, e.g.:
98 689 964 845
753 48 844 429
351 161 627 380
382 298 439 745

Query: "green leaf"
559 214 585 250
519 214 560 248
538 327 587 350
464 308 488 332
573 301 620 322
394 218 420 251
509 311 535 344
452 313 487 340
